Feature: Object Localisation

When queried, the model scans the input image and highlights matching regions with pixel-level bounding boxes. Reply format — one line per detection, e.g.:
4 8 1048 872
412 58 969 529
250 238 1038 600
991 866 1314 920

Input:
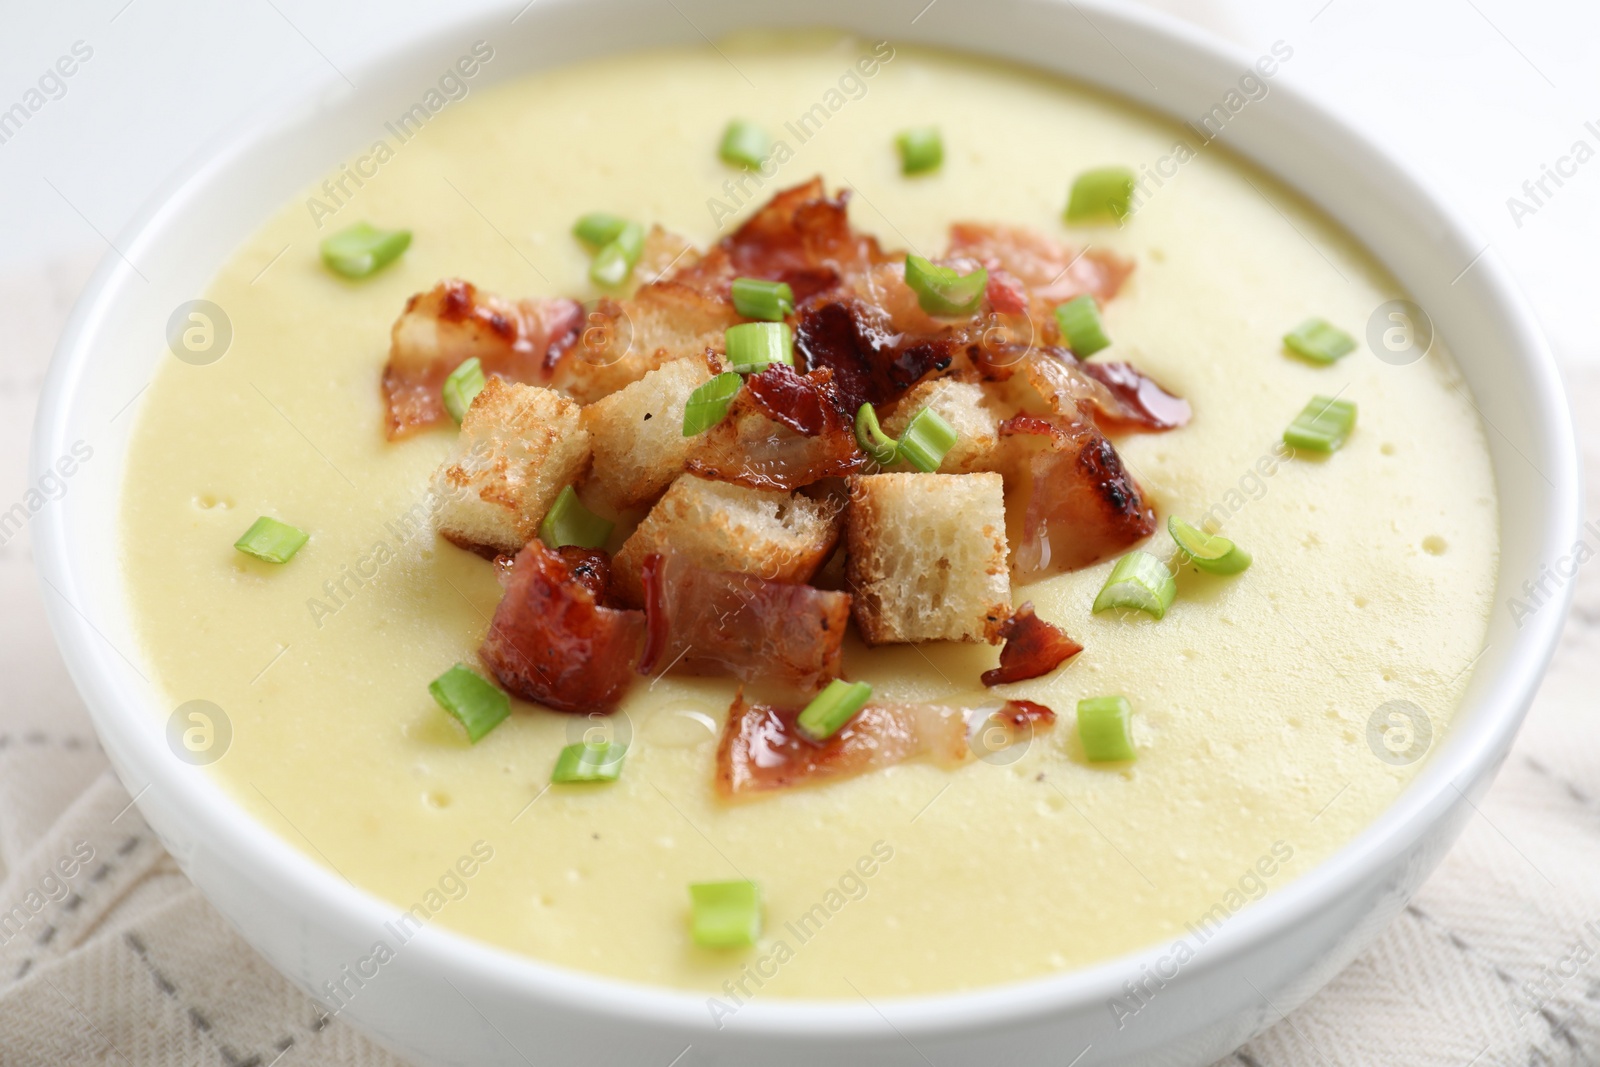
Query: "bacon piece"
1001 413 1156 577
639 552 849 692
671 178 893 302
716 692 1056 798
793 300 955 414
1024 349 1189 434
383 280 582 437
1078 361 1191 432
686 377 864 491
479 541 643 714
986 269 1030 315
947 222 1134 313
556 546 614 603
981 603 1083 686
742 363 845 436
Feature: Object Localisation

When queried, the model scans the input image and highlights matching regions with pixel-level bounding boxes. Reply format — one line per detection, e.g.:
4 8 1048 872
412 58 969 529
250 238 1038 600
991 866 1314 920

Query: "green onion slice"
320 221 412 278
897 407 958 473
1168 516 1252 575
539 485 614 550
1065 167 1136 224
589 221 646 288
896 126 943 175
1284 395 1357 452
730 277 794 322
854 404 899 466
442 357 486 423
1092 550 1176 619
1283 318 1357 364
797 679 873 742
233 516 308 564
573 212 629 249
551 741 626 783
682 371 744 436
725 321 793 374
689 880 762 949
719 120 772 169
1077 695 1136 762
429 663 511 743
1054 294 1111 357
904 255 988 317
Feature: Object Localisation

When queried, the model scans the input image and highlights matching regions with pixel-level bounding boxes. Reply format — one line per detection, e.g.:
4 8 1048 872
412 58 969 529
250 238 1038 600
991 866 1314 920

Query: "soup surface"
121 35 1497 999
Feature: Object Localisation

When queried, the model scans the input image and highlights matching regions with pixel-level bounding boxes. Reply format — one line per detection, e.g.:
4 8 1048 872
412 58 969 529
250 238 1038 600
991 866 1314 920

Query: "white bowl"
30 1 1580 1064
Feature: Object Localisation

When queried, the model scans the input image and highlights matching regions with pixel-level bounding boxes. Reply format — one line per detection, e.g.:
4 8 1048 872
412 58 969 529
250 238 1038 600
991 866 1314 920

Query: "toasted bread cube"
612 475 842 606
432 378 591 555
555 279 737 404
581 357 713 510
881 378 1004 473
846 472 1011 644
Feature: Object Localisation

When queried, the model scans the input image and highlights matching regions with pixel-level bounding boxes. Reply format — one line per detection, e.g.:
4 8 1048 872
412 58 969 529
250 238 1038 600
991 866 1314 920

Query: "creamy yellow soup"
121 34 1497 1001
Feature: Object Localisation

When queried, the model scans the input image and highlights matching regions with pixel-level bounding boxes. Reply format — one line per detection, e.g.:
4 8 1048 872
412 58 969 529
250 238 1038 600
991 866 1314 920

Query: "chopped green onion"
429 663 510 743
589 221 646 287
1283 318 1357 364
1054 295 1111 357
854 404 899 466
551 741 626 783
442 357 486 423
797 679 873 742
1168 517 1252 575
682 371 744 436
904 255 988 317
896 408 958 473
896 126 943 175
1092 550 1176 620
573 212 629 249
320 222 411 278
730 277 794 322
718 120 771 169
539 485 614 550
1077 695 1136 762
233 516 308 564
1065 167 1136 224
689 880 762 949
725 322 793 374
1284 395 1357 452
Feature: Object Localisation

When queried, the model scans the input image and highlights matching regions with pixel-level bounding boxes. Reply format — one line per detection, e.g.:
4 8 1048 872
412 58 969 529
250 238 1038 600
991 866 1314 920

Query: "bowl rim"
29 0 1581 1042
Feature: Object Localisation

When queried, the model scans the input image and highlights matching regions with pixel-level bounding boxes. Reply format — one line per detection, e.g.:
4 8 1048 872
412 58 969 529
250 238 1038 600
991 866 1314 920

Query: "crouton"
555 282 737 404
581 357 713 510
612 474 843 606
432 377 591 555
845 472 1011 644
881 378 1005 473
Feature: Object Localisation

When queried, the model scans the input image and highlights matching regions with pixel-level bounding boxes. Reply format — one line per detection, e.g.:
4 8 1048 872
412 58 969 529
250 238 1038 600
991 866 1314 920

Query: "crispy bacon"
686 382 864 491
382 280 582 437
556 546 614 602
742 363 847 436
947 222 1134 314
1001 413 1156 577
716 692 1056 798
639 552 849 692
479 541 643 714
986 269 1031 315
981 603 1083 686
1078 361 1191 432
1023 350 1189 434
793 300 955 414
671 178 892 302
